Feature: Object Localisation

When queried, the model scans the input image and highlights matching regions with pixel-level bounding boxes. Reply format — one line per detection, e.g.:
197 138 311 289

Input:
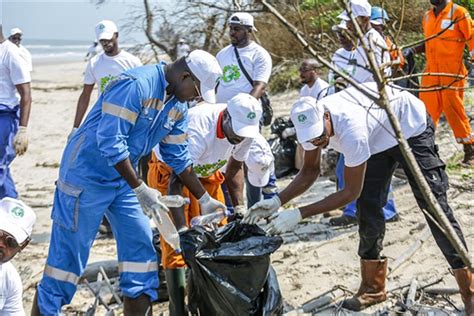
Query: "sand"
8 59 474 315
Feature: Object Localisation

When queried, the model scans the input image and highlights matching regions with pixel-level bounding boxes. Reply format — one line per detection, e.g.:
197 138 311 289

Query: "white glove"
198 191 226 215
14 126 28 156
243 195 281 225
266 208 302 235
133 182 168 224
67 127 78 142
281 127 296 139
234 205 247 217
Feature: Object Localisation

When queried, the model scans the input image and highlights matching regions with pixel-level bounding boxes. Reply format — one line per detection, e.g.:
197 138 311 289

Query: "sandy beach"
9 59 474 315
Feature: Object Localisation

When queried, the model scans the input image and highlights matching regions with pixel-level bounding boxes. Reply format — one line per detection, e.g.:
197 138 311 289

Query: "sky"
1 0 171 42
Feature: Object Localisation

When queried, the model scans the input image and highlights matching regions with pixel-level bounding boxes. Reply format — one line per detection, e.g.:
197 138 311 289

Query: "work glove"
13 126 28 156
198 191 226 215
67 127 78 142
243 195 281 225
133 182 169 224
265 208 302 235
234 205 247 217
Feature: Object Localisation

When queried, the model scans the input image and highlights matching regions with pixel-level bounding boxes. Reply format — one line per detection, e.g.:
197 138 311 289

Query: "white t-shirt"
327 48 357 95
216 41 272 103
317 83 427 167
0 41 31 109
353 28 391 84
0 262 24 316
153 103 254 178
299 78 329 100
84 50 142 93
18 45 32 72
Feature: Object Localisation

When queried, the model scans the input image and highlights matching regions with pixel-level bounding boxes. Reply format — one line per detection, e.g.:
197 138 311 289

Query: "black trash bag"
181 221 283 316
269 137 297 178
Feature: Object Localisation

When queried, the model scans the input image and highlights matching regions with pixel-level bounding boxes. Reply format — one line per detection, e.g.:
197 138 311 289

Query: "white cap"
10 28 22 36
337 0 372 20
247 136 274 187
290 96 325 151
332 20 348 31
370 18 385 26
228 12 258 32
227 93 262 138
95 20 118 41
185 50 222 103
0 197 36 244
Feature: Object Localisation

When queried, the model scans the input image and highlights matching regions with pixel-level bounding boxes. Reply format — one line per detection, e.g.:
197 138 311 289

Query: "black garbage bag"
181 221 283 316
269 137 297 178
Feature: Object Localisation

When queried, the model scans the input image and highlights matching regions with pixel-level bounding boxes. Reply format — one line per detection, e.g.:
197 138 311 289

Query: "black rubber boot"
123 293 152 316
165 269 187 316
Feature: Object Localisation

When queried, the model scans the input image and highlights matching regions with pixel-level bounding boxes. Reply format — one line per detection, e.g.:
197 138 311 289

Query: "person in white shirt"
70 20 142 137
245 83 471 312
0 24 31 200
216 12 273 208
175 38 190 60
84 41 101 62
0 197 36 316
299 59 329 100
148 93 262 315
8 28 32 72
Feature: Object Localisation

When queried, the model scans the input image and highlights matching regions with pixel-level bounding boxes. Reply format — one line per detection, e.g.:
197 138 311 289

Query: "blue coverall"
0 105 19 199
37 63 192 315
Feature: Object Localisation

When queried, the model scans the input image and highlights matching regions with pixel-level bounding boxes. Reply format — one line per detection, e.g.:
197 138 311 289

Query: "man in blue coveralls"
31 50 225 315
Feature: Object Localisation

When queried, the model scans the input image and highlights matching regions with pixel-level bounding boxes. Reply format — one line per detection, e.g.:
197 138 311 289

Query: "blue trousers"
37 178 158 315
0 105 19 199
336 154 397 220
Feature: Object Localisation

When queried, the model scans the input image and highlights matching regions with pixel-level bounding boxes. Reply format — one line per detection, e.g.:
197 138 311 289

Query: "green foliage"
268 64 301 94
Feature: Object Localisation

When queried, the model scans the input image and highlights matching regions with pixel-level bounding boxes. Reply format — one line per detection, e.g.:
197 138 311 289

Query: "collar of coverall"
216 111 225 139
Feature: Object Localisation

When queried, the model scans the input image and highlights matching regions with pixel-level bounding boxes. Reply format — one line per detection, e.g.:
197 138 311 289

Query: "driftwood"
81 260 119 282
300 286 347 312
405 278 418 308
389 226 431 275
424 287 459 295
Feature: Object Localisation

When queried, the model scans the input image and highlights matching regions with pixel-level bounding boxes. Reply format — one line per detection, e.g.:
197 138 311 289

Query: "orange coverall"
419 2 473 144
147 153 225 269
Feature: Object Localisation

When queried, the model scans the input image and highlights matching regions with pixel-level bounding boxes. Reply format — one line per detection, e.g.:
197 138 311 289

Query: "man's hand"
243 195 281 225
14 126 28 155
198 192 226 215
67 127 78 142
265 208 302 235
133 182 169 223
234 205 247 217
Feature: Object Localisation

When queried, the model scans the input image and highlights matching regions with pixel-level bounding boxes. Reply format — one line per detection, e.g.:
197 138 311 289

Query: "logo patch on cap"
298 114 307 123
10 206 24 218
98 24 105 30
247 112 256 120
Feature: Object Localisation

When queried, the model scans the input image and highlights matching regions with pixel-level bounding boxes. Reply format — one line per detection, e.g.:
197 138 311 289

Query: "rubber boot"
462 144 474 166
342 258 388 311
31 290 41 316
123 294 152 316
165 269 187 316
453 267 474 315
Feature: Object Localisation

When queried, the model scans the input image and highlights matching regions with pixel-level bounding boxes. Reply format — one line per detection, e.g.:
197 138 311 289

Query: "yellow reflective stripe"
161 134 187 145
167 108 184 121
44 265 80 285
118 261 158 273
102 102 138 124
142 98 164 110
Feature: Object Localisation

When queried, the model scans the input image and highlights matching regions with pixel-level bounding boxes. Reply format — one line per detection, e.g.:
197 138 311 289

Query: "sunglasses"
0 230 20 249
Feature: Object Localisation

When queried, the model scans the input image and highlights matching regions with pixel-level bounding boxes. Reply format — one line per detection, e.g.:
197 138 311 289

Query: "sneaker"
329 214 357 227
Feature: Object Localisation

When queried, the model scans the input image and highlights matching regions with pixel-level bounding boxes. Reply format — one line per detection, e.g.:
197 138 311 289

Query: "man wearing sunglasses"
8 28 32 72
0 197 36 315
32 50 226 316
245 82 472 313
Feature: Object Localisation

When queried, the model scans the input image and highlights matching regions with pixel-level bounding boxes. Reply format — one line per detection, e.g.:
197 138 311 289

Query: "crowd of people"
0 0 473 315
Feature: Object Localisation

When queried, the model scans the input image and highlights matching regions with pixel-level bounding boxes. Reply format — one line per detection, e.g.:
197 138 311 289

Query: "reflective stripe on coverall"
37 64 193 315
147 154 225 269
419 1 474 144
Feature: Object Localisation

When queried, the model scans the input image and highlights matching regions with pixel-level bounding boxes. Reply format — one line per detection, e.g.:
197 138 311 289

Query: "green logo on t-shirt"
221 65 241 83
100 75 117 92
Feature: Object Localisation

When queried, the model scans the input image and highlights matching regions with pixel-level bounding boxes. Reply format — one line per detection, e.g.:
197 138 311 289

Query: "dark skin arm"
73 84 94 128
16 82 32 127
278 148 322 205
249 81 267 99
224 156 245 206
168 172 187 230
299 162 367 218
114 158 142 189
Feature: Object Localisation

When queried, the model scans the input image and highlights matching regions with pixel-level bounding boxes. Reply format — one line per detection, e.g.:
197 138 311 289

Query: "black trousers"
356 116 467 269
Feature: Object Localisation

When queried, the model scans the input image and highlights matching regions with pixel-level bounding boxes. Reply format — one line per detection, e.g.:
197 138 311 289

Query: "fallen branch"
389 227 431 275
405 278 418 309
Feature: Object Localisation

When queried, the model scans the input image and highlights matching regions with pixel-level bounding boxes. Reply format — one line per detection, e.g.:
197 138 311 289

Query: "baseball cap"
10 28 22 36
337 0 372 21
228 12 258 32
246 135 274 187
370 7 389 25
95 20 118 41
332 20 348 31
185 50 222 103
0 197 36 244
290 96 325 151
227 93 262 138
